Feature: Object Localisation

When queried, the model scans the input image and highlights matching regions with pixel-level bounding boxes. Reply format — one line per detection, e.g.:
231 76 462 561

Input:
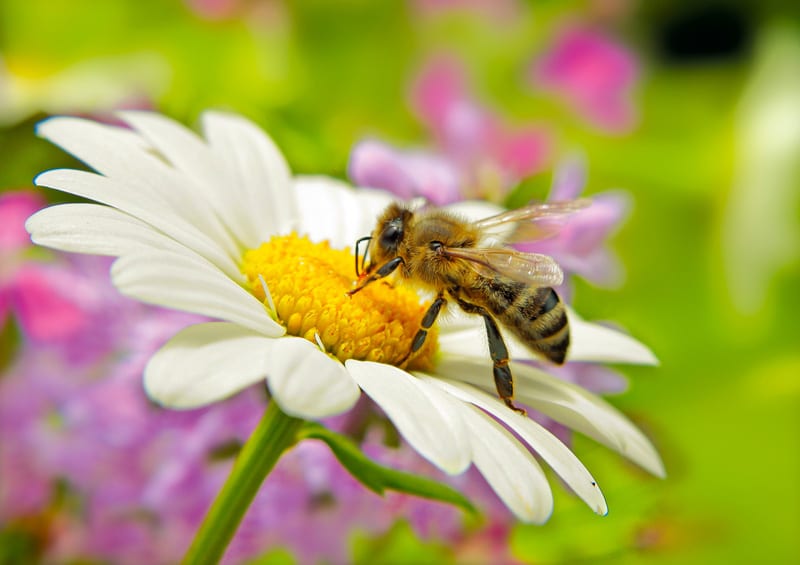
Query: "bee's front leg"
347 256 404 296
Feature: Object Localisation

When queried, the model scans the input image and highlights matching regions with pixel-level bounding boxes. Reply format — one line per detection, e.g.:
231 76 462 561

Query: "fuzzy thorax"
241 234 436 370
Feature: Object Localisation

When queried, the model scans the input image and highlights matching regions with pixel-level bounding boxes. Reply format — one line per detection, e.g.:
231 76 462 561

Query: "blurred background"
1 0 798 563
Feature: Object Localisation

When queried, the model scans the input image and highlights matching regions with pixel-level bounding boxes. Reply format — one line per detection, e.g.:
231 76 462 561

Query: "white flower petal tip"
461 406 554 523
144 323 274 409
513 362 666 479
568 309 659 366
433 357 665 479
422 376 608 516
345 360 472 475
34 115 85 139
25 204 185 257
265 338 360 420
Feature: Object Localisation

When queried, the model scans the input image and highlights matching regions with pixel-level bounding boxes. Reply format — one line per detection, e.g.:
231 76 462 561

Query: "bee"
348 198 590 413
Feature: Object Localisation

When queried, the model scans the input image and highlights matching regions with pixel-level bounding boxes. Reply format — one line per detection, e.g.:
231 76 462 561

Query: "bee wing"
443 247 564 286
474 198 591 243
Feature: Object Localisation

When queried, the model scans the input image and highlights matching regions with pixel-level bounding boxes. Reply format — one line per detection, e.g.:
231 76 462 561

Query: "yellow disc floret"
241 234 436 371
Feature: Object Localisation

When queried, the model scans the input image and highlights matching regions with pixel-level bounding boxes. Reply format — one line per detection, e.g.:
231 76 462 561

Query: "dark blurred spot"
208 439 243 461
309 491 337 510
658 3 751 62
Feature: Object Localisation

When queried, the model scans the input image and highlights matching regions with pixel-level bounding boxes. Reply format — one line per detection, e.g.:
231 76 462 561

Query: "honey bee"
348 199 590 413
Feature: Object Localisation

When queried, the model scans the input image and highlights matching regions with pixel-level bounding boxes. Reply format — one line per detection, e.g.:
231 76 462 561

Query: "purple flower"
533 23 639 133
349 139 463 205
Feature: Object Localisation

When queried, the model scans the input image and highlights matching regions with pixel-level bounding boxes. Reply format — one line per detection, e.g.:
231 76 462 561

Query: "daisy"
26 111 663 525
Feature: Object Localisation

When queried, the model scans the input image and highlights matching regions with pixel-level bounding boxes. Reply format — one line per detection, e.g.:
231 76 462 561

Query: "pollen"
241 233 436 371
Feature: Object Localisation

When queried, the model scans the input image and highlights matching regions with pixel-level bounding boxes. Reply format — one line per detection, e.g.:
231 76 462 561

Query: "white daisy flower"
26 111 663 523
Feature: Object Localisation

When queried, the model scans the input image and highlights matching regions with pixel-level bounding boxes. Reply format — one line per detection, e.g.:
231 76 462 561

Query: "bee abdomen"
501 286 569 365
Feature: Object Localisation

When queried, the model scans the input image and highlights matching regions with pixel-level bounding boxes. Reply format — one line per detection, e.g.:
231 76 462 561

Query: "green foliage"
300 423 477 515
351 520 454 565
243 547 298 565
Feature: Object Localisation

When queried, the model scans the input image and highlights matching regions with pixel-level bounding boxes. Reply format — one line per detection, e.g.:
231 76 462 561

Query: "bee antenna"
354 235 372 277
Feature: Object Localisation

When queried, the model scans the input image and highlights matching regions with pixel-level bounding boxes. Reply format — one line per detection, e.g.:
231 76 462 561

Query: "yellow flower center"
241 234 436 370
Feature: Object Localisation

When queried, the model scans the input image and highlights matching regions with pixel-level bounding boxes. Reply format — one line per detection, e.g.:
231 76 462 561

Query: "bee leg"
453 295 526 416
398 293 446 366
482 314 526 416
347 256 404 296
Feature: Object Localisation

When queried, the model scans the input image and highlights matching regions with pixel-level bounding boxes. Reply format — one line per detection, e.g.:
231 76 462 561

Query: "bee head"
366 203 413 273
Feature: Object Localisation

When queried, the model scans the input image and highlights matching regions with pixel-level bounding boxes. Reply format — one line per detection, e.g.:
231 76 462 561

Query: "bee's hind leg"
452 294 526 416
482 314 527 416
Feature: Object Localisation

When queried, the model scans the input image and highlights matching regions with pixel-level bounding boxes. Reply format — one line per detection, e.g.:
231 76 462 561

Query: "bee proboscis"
348 199 590 413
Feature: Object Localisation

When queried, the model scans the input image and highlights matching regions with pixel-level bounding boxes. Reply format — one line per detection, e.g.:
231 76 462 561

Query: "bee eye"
379 221 403 249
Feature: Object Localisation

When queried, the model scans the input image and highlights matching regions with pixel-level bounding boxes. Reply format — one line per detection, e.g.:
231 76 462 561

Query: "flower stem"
182 401 304 565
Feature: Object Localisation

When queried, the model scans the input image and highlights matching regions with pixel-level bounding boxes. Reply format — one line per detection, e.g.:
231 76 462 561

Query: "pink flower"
0 191 41 251
533 23 639 133
184 0 240 20
0 191 87 341
411 0 521 23
412 55 551 191
349 55 552 204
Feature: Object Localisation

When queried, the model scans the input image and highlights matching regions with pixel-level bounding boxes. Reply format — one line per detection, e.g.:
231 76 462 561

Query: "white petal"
461 405 553 523
35 169 242 280
115 110 243 255
265 338 360 419
568 311 659 365
26 203 188 257
117 110 220 185
421 376 607 515
345 360 471 474
37 116 156 181
294 176 394 249
144 322 273 408
37 115 236 253
111 250 283 337
434 357 666 478
202 111 298 245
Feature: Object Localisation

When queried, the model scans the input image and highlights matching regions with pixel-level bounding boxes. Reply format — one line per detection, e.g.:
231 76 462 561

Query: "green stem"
182 401 304 565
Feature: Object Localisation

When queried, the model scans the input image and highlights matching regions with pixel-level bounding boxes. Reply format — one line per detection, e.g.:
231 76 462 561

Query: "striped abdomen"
471 278 569 364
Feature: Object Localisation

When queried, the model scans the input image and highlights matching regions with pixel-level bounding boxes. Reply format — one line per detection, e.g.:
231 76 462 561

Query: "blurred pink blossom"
533 23 639 133
411 0 521 23
184 0 240 20
350 55 551 203
0 191 86 341
413 55 551 190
